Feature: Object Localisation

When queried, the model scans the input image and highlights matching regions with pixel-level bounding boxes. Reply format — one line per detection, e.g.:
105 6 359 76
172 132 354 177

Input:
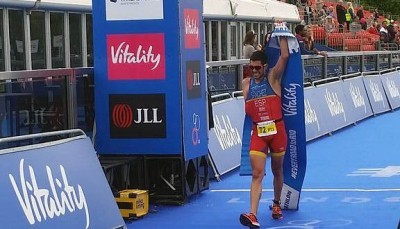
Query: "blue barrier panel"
0 136 125 228
380 71 400 110
208 98 243 176
316 81 357 132
363 75 391 114
304 87 332 141
341 76 373 122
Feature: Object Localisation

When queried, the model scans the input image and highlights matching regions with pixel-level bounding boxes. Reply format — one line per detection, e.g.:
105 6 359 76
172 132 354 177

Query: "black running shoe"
239 212 260 228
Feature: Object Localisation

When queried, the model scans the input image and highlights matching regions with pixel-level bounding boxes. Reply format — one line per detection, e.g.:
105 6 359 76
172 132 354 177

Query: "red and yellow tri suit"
245 77 287 158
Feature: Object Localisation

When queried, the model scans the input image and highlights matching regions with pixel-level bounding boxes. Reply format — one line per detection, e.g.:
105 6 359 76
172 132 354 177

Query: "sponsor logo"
282 83 300 116
281 184 300 209
107 34 165 80
184 9 200 49
288 130 298 179
112 104 133 128
9 159 89 228
106 0 164 21
109 94 166 138
349 83 366 112
186 61 201 99
304 99 320 130
227 195 400 204
136 199 144 209
385 78 400 99
192 113 201 145
325 88 346 121
284 190 292 209
369 79 385 106
347 166 400 177
250 84 268 98
213 115 242 150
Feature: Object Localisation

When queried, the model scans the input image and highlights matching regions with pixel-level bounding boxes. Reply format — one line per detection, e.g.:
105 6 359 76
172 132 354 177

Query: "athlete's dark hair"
250 50 267 65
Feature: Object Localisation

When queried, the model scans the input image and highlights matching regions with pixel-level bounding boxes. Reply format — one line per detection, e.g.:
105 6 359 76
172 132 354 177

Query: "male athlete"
239 34 289 228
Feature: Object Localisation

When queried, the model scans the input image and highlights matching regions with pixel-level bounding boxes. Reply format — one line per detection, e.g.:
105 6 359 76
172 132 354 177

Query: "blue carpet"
127 110 400 228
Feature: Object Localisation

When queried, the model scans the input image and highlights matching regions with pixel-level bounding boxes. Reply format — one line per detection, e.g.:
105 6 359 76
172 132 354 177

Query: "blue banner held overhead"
240 24 307 210
274 30 307 211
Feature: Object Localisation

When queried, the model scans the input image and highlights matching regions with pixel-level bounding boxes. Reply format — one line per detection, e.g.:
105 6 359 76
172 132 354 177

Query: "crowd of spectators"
286 0 400 50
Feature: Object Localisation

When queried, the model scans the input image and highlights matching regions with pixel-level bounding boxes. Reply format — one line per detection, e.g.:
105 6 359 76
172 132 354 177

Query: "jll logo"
107 34 165 80
187 69 200 90
184 9 200 49
135 108 163 124
109 94 166 138
112 104 133 128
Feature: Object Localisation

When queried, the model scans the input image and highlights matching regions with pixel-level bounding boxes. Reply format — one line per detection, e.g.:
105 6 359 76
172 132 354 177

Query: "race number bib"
256 121 277 137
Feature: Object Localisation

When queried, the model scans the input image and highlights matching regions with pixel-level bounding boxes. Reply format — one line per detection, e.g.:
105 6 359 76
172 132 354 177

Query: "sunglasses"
249 66 262 70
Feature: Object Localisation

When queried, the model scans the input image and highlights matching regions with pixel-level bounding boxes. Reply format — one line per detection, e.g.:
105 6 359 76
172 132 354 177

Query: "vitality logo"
107 33 165 80
109 94 166 138
184 9 200 49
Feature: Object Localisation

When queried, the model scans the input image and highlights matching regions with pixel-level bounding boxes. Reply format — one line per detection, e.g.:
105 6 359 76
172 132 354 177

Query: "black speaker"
198 155 210 192
185 159 199 197
145 156 185 204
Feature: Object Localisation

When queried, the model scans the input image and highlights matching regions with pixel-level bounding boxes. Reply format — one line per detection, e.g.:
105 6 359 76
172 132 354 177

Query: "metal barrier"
0 68 94 147
206 50 400 94
0 50 399 141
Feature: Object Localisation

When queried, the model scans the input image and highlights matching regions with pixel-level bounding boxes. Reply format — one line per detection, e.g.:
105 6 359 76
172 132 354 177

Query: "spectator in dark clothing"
336 0 347 32
356 6 364 21
373 8 379 21
387 23 396 43
304 1 313 25
360 18 367 30
295 24 327 56
295 25 313 55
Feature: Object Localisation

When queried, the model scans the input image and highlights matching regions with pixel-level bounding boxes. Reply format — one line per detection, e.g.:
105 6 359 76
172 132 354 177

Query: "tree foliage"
360 0 400 19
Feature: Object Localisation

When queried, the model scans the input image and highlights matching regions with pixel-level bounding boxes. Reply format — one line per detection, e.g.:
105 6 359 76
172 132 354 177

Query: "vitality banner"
240 23 307 210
